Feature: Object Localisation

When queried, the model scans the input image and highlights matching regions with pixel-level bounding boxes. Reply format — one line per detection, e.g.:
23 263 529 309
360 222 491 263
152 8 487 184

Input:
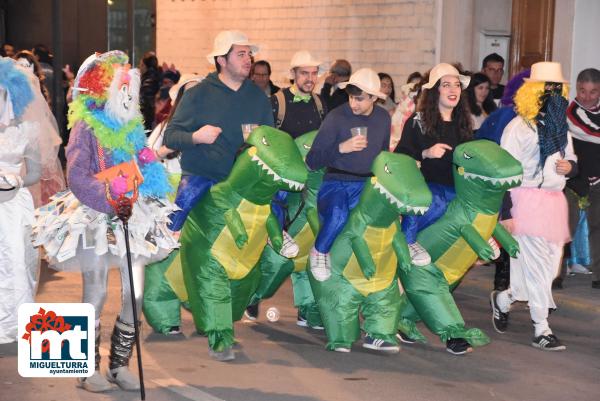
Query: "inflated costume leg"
397 292 427 343
291 271 323 328
314 273 362 351
230 266 262 322
248 246 294 306
143 250 182 334
398 263 489 347
361 280 401 345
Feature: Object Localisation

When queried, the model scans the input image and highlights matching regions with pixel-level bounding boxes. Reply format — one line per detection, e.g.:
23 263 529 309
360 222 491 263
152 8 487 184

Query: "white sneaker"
268 231 300 258
333 346 351 353
279 231 300 258
488 237 501 260
310 247 331 281
408 242 431 266
567 263 592 275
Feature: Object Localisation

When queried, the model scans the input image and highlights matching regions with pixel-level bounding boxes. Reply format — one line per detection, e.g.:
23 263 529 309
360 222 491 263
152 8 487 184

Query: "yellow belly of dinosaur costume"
212 199 271 280
435 213 497 285
343 224 398 297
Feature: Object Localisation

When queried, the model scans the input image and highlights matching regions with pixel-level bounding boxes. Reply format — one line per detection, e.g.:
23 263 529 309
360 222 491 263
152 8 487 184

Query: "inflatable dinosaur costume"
397 140 522 351
310 152 432 352
248 130 325 328
180 126 308 360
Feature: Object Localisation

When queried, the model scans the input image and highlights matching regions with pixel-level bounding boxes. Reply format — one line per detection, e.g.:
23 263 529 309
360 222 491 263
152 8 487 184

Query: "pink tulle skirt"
511 187 570 245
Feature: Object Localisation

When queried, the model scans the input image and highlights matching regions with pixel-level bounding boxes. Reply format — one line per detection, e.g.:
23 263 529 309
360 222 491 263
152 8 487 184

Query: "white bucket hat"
206 31 259 64
289 50 326 75
338 68 387 99
524 61 568 83
422 63 470 90
168 74 203 102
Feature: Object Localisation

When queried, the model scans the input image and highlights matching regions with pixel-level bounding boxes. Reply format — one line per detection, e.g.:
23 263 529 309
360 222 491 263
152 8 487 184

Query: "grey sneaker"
78 371 113 392
408 242 431 266
310 247 331 281
209 346 235 361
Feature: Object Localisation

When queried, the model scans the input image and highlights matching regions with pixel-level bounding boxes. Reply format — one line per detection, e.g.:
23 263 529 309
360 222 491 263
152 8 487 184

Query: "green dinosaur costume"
398 139 523 347
180 126 308 356
249 131 325 327
309 152 432 351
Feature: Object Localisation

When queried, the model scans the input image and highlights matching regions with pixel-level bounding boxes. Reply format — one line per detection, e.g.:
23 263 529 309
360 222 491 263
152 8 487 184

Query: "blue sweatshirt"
163 72 274 181
306 103 391 181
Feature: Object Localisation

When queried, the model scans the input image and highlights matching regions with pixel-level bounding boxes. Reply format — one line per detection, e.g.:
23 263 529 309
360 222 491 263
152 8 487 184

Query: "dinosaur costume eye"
261 136 269 146
302 144 311 150
384 164 392 174
463 152 472 160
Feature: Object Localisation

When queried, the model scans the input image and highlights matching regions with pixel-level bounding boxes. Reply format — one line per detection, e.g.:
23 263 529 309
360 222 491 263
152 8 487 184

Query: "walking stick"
105 177 146 400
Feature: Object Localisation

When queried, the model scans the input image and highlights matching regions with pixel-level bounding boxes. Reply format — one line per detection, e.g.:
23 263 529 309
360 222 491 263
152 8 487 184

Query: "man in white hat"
163 30 274 232
306 68 390 282
491 61 578 351
272 50 327 138
246 51 329 325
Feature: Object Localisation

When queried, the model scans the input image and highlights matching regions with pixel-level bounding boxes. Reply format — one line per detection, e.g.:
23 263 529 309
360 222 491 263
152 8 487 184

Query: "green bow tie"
293 93 311 103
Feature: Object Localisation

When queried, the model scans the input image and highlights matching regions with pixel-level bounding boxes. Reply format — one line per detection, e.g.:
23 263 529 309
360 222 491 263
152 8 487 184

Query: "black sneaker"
531 334 566 351
166 326 182 335
296 311 308 327
362 335 400 353
396 331 416 344
445 338 472 355
490 291 509 333
244 304 259 322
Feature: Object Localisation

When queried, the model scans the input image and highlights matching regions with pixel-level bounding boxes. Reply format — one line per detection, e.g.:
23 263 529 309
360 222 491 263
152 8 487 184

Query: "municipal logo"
18 303 95 377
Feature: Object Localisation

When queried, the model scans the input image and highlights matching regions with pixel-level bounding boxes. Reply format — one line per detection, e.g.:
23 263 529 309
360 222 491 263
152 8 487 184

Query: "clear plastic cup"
350 126 368 138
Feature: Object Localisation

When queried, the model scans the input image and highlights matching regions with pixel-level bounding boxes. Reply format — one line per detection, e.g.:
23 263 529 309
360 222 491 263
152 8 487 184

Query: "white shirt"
501 116 576 191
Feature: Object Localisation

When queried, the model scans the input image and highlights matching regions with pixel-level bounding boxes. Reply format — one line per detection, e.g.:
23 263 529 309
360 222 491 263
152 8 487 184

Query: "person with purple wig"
475 69 531 145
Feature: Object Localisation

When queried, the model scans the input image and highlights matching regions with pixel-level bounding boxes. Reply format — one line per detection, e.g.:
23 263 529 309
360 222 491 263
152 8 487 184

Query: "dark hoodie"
164 72 274 180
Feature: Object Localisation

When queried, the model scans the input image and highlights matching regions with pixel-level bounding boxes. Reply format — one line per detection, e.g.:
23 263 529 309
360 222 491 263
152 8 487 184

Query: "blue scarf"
536 94 568 173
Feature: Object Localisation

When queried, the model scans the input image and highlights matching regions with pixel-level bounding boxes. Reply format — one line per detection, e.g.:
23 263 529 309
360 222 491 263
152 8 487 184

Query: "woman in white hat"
394 63 473 268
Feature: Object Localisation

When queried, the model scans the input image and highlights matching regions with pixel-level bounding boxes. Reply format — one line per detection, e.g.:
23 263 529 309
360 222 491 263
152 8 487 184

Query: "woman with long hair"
394 63 473 266
466 72 497 130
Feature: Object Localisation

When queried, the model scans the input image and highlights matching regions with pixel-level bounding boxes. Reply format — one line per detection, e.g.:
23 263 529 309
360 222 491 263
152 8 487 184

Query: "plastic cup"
241 123 258 138
351 126 368 138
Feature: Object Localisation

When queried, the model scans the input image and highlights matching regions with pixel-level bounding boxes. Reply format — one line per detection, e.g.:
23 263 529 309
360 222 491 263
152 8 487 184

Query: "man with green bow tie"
271 50 327 139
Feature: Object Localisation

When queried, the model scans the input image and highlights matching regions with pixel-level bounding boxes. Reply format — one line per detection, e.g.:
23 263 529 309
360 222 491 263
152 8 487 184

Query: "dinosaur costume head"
369 152 431 217
245 126 308 192
294 130 318 159
453 139 522 212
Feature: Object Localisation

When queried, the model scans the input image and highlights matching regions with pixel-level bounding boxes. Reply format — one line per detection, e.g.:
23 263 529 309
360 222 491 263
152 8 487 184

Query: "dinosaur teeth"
463 172 523 186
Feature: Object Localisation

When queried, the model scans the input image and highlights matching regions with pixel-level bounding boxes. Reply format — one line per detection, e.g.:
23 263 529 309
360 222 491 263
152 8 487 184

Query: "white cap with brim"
289 50 327 77
206 30 259 64
168 74 203 102
338 68 387 99
524 61 568 83
422 63 470 90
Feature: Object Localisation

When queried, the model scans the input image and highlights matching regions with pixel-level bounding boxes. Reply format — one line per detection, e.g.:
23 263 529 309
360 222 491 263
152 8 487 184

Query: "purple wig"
500 68 531 107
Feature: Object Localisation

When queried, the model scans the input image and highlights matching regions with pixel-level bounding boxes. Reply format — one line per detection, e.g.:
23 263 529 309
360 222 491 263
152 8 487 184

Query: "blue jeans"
168 175 217 231
314 180 364 253
402 182 456 244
